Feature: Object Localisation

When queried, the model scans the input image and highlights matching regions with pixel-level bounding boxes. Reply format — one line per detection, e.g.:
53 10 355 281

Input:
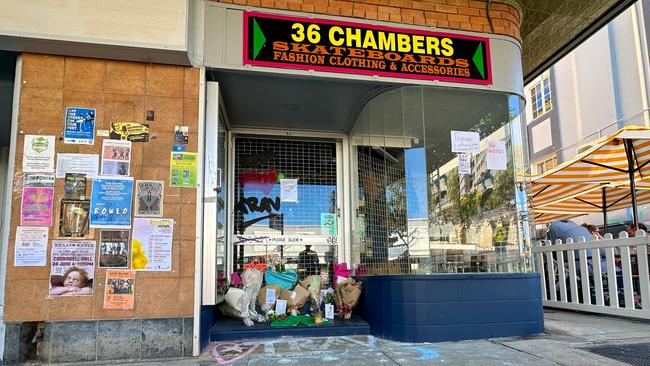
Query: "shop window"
529 72 552 119
351 86 528 275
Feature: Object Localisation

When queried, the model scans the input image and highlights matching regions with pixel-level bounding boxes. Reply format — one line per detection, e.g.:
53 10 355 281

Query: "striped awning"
531 126 650 208
532 211 586 224
534 182 650 212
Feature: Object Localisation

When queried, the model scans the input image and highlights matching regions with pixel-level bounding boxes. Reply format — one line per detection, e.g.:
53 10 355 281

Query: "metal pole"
624 139 639 227
602 187 608 233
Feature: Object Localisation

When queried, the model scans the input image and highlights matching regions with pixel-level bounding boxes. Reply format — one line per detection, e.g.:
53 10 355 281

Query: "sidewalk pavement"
96 310 650 365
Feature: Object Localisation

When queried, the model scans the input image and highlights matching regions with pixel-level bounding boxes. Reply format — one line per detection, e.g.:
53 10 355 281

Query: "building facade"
526 0 650 226
0 0 557 363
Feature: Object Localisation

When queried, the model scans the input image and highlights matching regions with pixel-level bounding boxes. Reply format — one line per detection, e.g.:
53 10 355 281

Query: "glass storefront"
350 86 529 274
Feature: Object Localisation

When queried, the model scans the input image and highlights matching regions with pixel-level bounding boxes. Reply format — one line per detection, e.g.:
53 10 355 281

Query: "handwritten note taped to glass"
451 131 480 154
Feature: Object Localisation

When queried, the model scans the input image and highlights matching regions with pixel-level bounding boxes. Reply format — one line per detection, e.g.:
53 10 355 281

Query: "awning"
532 211 587 224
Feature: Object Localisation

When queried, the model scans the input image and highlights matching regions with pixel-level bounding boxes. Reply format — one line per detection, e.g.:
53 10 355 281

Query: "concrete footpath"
98 310 650 365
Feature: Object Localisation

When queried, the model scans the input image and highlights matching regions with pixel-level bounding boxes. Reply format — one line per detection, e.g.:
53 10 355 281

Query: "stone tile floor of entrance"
97 310 650 365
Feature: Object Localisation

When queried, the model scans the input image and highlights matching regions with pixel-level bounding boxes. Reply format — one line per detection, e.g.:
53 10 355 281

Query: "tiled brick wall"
213 0 521 41
5 54 199 322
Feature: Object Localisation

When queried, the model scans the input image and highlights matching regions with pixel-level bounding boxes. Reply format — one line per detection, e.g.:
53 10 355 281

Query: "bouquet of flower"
338 304 352 319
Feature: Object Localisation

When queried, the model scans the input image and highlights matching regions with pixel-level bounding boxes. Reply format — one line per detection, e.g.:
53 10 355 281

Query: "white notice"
56 153 99 178
14 226 48 266
486 140 507 170
451 131 480 154
275 299 287 315
265 288 276 304
325 303 334 319
458 154 471 174
280 179 298 202
23 135 55 173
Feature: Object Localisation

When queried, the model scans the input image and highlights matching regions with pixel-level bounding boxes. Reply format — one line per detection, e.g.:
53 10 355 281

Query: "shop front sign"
244 12 491 85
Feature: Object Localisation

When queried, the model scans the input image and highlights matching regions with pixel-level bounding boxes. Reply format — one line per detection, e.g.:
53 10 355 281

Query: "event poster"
169 152 197 188
21 187 54 226
55 153 99 178
135 180 164 217
14 226 48 266
104 269 135 309
101 140 132 176
23 135 55 173
99 230 130 268
174 126 189 144
131 217 173 271
24 173 55 187
49 240 96 297
58 199 90 237
89 177 134 229
64 107 95 145
64 173 87 200
486 139 507 170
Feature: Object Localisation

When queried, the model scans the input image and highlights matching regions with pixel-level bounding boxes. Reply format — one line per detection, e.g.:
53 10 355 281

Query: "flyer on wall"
101 139 132 176
23 173 55 187
58 199 90 238
14 226 48 266
99 230 130 268
48 240 96 297
131 217 173 271
64 107 96 145
104 269 135 310
64 173 87 200
20 187 54 226
22 135 55 173
55 153 99 178
169 152 197 188
89 176 134 229
134 180 164 217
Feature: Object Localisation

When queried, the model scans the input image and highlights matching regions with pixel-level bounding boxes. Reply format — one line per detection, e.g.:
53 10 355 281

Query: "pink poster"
21 187 54 226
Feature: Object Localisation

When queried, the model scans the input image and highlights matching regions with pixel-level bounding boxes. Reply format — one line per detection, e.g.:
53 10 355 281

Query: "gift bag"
334 278 362 309
280 284 310 309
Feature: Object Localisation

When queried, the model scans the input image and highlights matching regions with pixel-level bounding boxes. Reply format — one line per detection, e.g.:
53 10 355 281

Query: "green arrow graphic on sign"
252 19 266 60
472 44 485 79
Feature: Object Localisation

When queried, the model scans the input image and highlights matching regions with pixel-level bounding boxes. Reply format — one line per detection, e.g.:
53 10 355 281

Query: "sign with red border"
243 12 492 85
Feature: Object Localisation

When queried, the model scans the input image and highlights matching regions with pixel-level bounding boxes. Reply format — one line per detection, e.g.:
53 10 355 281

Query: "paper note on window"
451 131 480 154
275 299 287 314
486 139 507 170
280 179 298 202
458 154 471 174
325 304 334 319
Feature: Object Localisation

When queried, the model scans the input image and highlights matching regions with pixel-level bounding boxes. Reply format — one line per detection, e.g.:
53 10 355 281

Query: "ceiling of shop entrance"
209 70 396 132
521 0 636 83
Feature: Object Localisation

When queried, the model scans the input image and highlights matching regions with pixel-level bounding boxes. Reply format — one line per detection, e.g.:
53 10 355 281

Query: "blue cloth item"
264 268 298 290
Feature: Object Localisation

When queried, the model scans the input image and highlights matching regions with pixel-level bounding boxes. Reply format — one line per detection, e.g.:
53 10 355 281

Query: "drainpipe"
631 3 650 126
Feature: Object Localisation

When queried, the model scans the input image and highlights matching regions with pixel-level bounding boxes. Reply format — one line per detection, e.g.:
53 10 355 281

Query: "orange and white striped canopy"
534 183 650 212
532 211 586 224
531 126 650 208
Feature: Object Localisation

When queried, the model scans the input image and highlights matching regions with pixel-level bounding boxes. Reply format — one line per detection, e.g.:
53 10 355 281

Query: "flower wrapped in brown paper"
279 284 310 309
257 285 281 306
334 278 362 309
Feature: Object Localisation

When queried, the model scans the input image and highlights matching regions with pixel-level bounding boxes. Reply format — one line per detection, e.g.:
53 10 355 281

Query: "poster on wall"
174 126 189 144
103 269 135 309
89 177 134 229
64 173 87 200
21 187 54 226
486 139 507 170
24 173 55 187
64 107 95 145
169 152 197 188
131 217 173 271
22 135 55 173
14 226 48 266
109 122 150 142
280 179 298 202
48 240 96 297
55 153 99 178
58 199 90 237
99 230 130 268
101 140 132 176
451 131 480 154
458 154 471 175
134 180 164 217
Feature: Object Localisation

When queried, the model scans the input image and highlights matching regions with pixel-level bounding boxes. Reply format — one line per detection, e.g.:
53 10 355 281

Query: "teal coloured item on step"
264 268 298 290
